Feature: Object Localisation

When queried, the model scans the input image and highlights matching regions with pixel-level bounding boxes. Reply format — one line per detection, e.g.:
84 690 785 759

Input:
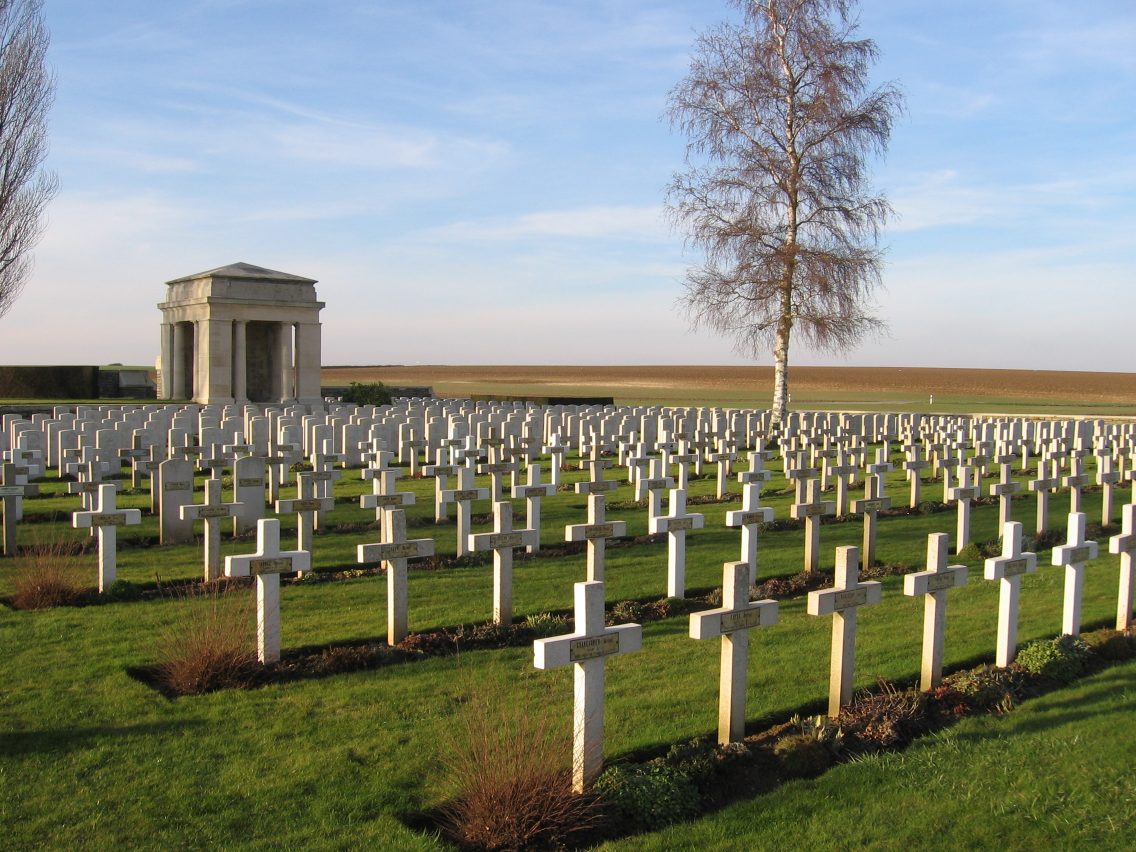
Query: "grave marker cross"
565 492 627 581
903 533 968 691
807 545 882 718
725 482 774 587
984 521 1039 666
690 561 778 744
224 518 310 664
0 462 39 556
1108 503 1136 630
1051 512 1099 636
358 508 435 644
790 479 835 574
72 482 142 591
533 580 642 793
649 488 704 598
468 501 539 624
181 477 245 581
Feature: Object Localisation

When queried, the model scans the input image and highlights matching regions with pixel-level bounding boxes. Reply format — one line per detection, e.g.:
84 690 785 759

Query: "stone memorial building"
157 263 324 404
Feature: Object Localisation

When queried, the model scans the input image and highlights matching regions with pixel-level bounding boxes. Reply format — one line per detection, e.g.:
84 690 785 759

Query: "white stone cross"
181 477 245 581
851 472 891 568
638 458 674 525
478 458 518 502
1 462 39 556
790 479 835 573
224 518 310 664
358 508 435 644
807 545 882 717
575 456 619 497
690 560 778 744
565 492 627 581
512 463 555 553
440 465 489 557
948 465 980 554
725 482 774 587
424 450 459 522
989 461 1021 529
468 501 539 624
903 533 968 691
1096 452 1120 528
1051 511 1099 636
903 443 929 508
828 449 859 517
72 483 142 592
360 468 415 529
649 488 704 598
542 433 569 487
533 580 642 793
708 440 737 499
1063 458 1089 514
1028 460 1060 536
274 472 333 554
984 521 1039 666
1108 502 1136 630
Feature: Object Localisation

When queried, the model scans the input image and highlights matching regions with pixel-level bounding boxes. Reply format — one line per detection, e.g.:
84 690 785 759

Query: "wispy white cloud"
421 205 668 242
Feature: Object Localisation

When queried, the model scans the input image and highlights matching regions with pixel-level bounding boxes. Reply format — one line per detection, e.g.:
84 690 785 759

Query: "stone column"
201 318 234 404
279 322 294 402
171 323 187 399
232 320 247 402
160 322 173 399
294 321 322 403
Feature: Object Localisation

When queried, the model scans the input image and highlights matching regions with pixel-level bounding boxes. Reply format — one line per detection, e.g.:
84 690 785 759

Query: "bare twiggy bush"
154 581 258 696
8 533 86 609
436 678 602 850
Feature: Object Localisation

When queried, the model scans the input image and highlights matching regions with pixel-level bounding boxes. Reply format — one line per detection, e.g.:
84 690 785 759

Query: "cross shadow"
0 719 207 758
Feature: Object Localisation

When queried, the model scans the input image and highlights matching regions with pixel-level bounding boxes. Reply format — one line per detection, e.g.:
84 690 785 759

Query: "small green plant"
594 760 701 831
102 578 141 601
772 713 844 778
1016 635 1091 683
608 599 645 624
524 611 569 638
943 664 1026 712
1081 628 1135 661
342 381 392 407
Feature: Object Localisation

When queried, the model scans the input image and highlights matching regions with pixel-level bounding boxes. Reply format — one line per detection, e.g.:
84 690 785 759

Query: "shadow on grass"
0 720 208 757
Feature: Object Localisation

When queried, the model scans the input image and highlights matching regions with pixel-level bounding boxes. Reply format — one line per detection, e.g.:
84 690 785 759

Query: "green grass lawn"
2 447 1133 848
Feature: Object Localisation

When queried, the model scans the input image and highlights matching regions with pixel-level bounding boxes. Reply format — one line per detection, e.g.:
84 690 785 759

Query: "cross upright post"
181 477 245 581
275 472 333 554
440 465 489 557
948 465 980 554
565 492 627 581
649 488 704 598
1108 503 1136 630
512 463 555 553
790 478 835 573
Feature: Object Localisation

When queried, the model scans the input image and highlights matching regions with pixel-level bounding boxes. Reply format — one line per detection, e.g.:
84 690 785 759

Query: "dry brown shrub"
8 533 87 609
153 581 259 695
436 677 602 850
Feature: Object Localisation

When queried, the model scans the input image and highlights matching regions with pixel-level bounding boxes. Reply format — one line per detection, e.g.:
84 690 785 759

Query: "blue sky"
5 0 1135 370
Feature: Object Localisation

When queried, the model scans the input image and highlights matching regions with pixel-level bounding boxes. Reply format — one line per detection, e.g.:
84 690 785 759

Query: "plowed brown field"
321 364 1136 414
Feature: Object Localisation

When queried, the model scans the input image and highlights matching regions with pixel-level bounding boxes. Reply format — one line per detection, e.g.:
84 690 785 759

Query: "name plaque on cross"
372 494 408 508
251 557 294 575
735 510 770 526
90 513 128 526
164 481 191 491
1067 546 1093 563
196 506 233 518
569 634 621 661
1003 558 1031 577
238 478 264 488
371 541 430 559
662 516 695 531
583 523 616 539
289 499 325 512
0 486 24 497
924 572 959 593
854 498 887 513
797 503 829 517
488 532 525 548
953 487 980 500
834 588 869 609
452 489 481 501
720 608 766 632
516 485 550 498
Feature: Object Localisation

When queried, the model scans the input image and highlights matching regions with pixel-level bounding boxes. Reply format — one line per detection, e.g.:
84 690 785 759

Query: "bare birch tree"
667 0 901 424
0 0 55 320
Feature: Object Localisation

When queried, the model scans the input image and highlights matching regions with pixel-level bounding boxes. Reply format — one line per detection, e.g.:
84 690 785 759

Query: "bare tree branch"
0 0 56 320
